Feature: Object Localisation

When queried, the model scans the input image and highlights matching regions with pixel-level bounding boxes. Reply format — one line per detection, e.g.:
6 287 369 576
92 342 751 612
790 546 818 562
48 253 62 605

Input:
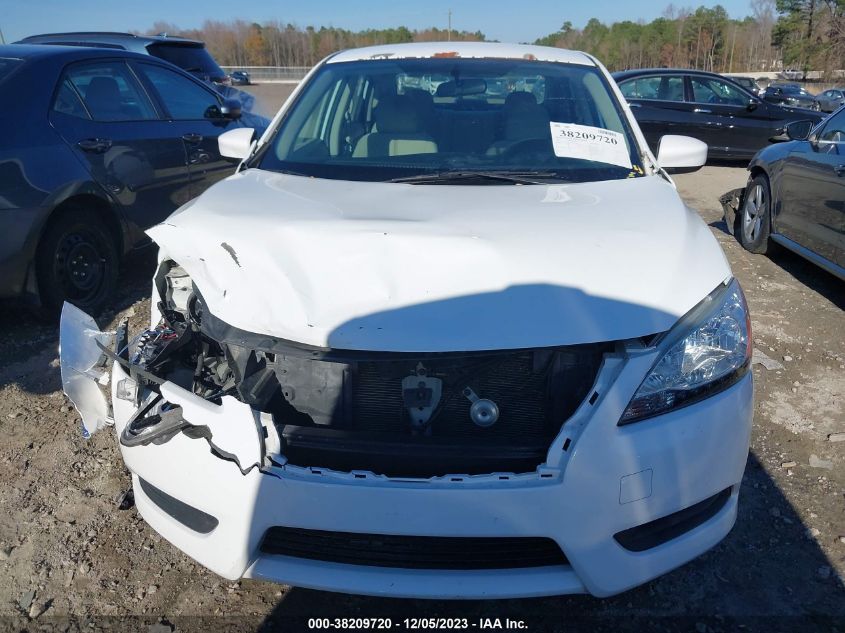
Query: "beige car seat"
353 95 438 158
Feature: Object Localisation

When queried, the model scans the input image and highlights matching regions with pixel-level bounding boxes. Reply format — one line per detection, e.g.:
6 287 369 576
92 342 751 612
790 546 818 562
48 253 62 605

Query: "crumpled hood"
148 170 730 351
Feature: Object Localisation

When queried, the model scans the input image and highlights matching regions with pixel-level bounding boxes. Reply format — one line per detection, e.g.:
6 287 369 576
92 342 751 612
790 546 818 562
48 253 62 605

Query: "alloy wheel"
742 183 765 243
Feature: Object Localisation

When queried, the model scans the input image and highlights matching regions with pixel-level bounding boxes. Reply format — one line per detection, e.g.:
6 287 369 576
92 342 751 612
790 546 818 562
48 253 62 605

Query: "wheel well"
43 195 124 255
748 165 769 184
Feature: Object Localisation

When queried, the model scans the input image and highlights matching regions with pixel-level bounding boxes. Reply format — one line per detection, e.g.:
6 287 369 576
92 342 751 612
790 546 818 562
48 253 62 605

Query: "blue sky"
2 0 755 45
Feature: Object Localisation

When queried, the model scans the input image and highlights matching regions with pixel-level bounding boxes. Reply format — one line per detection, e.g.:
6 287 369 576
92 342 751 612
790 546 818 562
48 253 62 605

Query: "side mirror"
785 119 814 141
218 127 255 161
656 135 707 174
220 98 242 120
746 98 759 111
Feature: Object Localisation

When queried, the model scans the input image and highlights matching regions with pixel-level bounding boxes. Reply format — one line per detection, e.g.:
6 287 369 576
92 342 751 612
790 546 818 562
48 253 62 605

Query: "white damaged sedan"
60 42 752 599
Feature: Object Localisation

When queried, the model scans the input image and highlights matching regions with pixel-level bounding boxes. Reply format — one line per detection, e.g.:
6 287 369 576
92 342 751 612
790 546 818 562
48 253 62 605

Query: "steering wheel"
500 138 554 161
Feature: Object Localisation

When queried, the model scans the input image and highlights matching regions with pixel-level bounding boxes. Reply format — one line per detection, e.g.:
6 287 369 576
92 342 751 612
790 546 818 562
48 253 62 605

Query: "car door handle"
77 138 112 153
182 133 203 144
693 108 712 113
628 102 641 108
835 165 845 177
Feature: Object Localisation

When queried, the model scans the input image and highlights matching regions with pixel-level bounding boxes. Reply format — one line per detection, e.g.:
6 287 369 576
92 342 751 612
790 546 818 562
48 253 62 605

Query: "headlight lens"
620 279 751 424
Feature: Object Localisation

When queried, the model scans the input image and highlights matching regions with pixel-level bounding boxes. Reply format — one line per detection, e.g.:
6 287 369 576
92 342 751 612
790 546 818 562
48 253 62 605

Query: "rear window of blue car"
0 58 23 85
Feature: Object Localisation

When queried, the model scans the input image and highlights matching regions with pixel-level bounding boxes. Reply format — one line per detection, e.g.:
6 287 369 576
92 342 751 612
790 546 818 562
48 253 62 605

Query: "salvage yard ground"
0 84 843 631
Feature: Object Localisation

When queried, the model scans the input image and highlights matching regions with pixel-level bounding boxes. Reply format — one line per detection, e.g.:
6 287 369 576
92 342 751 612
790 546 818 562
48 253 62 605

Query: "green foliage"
145 3 843 74
533 1 843 73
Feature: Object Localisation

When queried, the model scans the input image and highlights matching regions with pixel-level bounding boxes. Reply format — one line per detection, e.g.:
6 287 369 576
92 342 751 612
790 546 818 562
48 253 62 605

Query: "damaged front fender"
59 302 269 474
59 303 116 437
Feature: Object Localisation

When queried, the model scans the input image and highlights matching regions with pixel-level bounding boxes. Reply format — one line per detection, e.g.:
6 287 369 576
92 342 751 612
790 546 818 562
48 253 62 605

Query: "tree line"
144 20 485 68
534 0 843 76
142 0 844 75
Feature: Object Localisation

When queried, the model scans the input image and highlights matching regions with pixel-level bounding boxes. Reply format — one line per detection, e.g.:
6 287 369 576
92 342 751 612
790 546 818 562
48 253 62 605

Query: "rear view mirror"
435 78 487 97
218 127 255 161
656 135 707 174
785 120 814 141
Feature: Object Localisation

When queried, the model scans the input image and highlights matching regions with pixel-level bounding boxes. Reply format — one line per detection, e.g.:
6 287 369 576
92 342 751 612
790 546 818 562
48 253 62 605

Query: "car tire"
738 174 774 255
35 207 119 317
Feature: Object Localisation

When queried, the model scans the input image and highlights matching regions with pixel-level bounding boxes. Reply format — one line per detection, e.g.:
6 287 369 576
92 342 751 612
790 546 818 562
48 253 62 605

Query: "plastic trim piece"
613 487 732 552
138 478 219 534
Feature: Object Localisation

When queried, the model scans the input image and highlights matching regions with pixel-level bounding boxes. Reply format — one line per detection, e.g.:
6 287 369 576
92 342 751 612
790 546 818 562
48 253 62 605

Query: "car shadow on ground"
0 246 158 393
707 219 844 310
767 249 845 310
255 452 845 632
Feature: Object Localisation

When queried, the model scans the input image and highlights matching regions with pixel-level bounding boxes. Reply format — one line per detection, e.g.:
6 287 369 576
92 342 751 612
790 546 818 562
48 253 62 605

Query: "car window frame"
130 60 223 122
686 74 755 108
618 74 687 103
814 108 845 145
54 58 161 123
51 77 92 120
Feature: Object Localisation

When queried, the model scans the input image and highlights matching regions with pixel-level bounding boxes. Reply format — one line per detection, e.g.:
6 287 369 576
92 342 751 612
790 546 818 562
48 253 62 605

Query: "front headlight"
620 279 751 424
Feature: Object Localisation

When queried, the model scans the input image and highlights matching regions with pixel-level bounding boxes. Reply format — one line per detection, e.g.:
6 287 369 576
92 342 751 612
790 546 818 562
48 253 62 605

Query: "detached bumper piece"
613 487 732 552
719 188 744 236
259 527 569 570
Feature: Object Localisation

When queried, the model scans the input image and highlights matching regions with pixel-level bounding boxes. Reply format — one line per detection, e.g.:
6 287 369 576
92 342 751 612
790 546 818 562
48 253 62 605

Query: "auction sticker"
549 122 632 169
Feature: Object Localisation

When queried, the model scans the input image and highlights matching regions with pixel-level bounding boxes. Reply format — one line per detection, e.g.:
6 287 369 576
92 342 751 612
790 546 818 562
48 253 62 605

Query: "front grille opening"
259 527 569 569
264 346 609 478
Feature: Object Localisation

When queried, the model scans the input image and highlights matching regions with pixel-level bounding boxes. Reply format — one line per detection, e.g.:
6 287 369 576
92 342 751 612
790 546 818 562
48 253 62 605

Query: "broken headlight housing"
620 278 751 424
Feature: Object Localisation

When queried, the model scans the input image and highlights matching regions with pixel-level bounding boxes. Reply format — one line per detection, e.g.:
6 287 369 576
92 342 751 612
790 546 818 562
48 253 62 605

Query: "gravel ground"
0 85 843 632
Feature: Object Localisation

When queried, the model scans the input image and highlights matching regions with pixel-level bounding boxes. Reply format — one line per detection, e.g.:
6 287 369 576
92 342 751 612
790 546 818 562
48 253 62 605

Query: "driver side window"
136 63 220 120
690 77 747 106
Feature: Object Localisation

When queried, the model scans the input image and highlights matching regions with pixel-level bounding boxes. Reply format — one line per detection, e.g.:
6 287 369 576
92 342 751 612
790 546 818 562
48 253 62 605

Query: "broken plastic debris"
808 454 833 470
751 348 784 371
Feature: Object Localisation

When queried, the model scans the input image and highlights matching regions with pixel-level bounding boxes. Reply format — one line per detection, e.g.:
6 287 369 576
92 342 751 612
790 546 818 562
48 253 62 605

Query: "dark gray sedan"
817 88 845 113
721 107 845 280
762 83 820 111
613 68 824 159
0 45 267 314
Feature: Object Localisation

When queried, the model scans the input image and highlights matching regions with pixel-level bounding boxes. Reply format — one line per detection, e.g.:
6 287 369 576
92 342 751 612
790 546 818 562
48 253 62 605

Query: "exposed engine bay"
102 262 613 478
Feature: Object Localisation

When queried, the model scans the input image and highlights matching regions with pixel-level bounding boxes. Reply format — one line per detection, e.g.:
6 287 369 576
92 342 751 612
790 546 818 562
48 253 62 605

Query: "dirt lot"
0 84 843 632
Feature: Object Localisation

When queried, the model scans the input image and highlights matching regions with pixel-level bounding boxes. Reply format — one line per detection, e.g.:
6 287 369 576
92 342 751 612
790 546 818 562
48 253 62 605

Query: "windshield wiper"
388 170 562 185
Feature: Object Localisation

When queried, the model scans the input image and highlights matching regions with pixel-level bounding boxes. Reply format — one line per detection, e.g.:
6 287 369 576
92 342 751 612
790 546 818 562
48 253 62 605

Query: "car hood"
148 170 731 352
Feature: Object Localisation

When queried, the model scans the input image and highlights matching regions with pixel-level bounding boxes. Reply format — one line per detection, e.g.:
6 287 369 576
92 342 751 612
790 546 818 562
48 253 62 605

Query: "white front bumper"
110 353 752 599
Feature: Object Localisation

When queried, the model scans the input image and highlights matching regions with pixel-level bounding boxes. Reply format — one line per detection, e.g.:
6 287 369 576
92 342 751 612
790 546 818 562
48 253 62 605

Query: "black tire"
35 207 119 317
737 174 774 255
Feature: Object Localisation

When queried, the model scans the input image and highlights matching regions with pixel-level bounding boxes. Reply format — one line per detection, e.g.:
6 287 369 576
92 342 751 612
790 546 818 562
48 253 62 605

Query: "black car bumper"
719 188 745 236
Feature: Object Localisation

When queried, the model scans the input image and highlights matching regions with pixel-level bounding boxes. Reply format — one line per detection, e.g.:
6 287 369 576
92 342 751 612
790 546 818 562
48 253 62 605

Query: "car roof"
0 43 157 61
611 68 730 80
327 42 595 66
17 32 204 49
